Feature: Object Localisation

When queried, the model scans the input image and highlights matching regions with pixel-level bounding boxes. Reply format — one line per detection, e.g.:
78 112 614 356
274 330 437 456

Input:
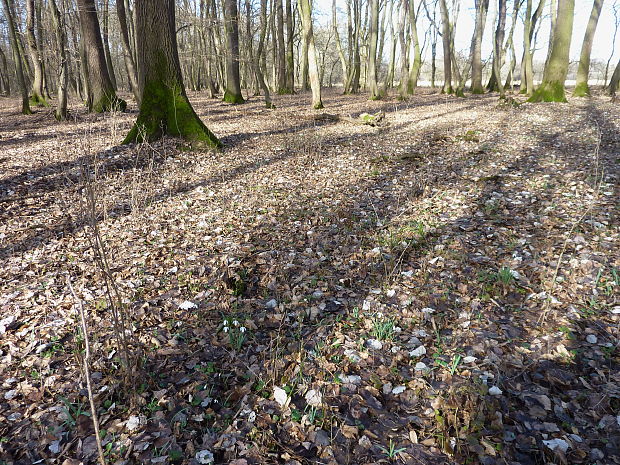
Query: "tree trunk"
223 0 245 103
439 0 452 93
573 0 604 97
299 0 323 108
384 0 396 90
520 0 545 94
0 46 10 95
470 0 489 93
285 0 295 92
77 0 126 111
367 0 380 99
333 0 349 89
123 0 220 148
25 0 47 105
608 58 620 96
275 0 287 92
102 0 117 90
255 0 275 107
1 0 32 114
528 0 574 102
50 0 68 120
117 0 140 102
397 0 408 96
407 0 422 94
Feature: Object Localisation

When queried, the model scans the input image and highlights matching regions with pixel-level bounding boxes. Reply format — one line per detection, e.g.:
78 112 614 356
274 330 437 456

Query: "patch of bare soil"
0 88 618 465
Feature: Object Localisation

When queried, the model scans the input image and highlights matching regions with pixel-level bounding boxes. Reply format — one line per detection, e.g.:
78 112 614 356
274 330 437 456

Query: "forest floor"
0 88 618 465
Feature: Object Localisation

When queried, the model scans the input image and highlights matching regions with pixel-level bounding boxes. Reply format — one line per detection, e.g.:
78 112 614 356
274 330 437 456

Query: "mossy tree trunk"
528 0 574 102
1 0 31 114
77 0 126 112
123 0 221 148
223 0 245 103
439 0 453 94
25 0 47 106
470 0 489 93
50 0 68 120
367 0 380 99
573 0 604 97
299 0 323 108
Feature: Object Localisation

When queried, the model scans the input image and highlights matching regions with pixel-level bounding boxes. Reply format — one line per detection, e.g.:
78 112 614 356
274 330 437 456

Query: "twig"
67 275 106 465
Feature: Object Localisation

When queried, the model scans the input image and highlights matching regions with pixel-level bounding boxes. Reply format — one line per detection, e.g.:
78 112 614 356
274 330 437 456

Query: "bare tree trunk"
223 0 245 102
124 0 220 147
493 0 506 98
0 46 10 95
299 0 323 108
25 0 47 105
407 0 422 94
1 0 32 114
77 0 126 111
397 0 408 95
333 0 349 89
470 0 489 93
608 58 620 96
285 0 295 92
439 0 452 93
384 0 397 90
520 0 545 94
573 0 604 96
367 0 380 99
101 0 117 90
50 0 68 120
255 0 275 106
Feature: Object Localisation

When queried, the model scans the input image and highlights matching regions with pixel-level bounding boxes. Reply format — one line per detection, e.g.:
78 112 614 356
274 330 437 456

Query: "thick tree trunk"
608 59 620 96
367 0 380 99
25 0 47 105
223 0 245 103
299 0 323 108
439 0 452 93
573 0 604 97
124 0 220 148
1 0 31 114
77 0 126 111
470 0 489 93
528 0 574 102
50 0 68 120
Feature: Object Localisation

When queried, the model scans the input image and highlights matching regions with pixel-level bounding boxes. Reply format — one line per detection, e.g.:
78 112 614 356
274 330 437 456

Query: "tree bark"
573 0 604 96
50 0 68 120
285 0 295 92
101 0 117 90
608 58 620 96
117 0 140 102
493 0 507 98
1 0 32 114
0 46 10 96
299 0 323 108
407 0 422 94
77 0 126 111
255 0 275 107
439 0 452 93
528 0 574 102
333 0 349 89
223 0 245 103
123 0 220 148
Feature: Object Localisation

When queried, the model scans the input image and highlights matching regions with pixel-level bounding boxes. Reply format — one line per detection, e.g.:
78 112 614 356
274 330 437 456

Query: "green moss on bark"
92 93 127 112
527 81 567 103
29 93 49 107
123 81 221 149
313 101 324 110
572 81 590 97
223 90 245 104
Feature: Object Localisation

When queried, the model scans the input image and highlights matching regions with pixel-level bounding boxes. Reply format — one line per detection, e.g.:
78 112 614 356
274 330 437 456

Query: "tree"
367 0 380 99
520 0 545 95
608 59 620 96
299 0 323 108
50 0 68 120
573 0 604 97
0 46 10 96
123 0 221 148
439 0 453 93
406 0 423 94
254 0 275 107
223 0 245 103
492 0 507 98
77 0 126 111
116 0 140 103
25 0 47 105
1 0 32 114
528 0 574 102
470 0 489 93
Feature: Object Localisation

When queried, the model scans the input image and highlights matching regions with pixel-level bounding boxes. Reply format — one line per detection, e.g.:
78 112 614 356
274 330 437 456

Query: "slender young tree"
116 0 140 102
255 0 275 107
299 0 323 108
470 0 489 93
223 0 245 103
528 0 575 102
77 0 126 111
520 0 545 94
1 0 32 114
0 47 10 96
333 0 349 89
123 0 221 147
493 0 507 98
285 0 295 92
608 58 620 96
573 0 604 96
407 0 423 94
50 0 68 120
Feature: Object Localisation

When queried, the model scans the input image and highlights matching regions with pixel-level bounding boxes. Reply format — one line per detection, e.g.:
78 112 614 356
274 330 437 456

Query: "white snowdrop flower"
376 312 384 319
233 320 239 327
239 327 247 333
223 327 229 333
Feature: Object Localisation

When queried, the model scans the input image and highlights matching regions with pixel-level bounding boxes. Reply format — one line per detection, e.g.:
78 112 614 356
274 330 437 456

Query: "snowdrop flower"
223 320 229 326
223 327 229 333
233 320 240 327
376 312 384 319
239 327 247 333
